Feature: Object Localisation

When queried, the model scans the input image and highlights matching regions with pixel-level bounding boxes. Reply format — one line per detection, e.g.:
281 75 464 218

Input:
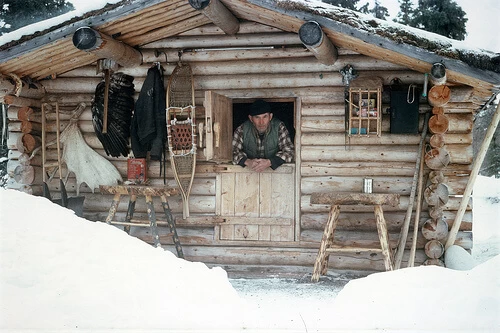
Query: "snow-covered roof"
0 0 498 90
275 0 499 73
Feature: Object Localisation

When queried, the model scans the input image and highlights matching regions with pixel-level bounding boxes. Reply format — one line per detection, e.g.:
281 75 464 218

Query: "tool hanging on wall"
166 61 197 219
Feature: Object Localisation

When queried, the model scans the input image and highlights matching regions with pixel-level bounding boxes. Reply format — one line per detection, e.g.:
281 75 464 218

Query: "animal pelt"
60 119 122 195
91 72 135 157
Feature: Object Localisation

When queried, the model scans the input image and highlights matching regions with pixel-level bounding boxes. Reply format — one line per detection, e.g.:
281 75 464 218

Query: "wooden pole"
188 0 240 35
408 145 426 267
394 112 429 269
445 99 500 249
102 69 110 134
299 21 338 65
72 27 142 67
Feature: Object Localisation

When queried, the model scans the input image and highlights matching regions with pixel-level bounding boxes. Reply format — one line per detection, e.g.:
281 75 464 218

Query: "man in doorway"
232 99 294 172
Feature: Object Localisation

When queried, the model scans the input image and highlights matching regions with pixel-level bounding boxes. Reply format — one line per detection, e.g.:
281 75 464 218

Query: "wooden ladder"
100 185 184 258
310 192 400 282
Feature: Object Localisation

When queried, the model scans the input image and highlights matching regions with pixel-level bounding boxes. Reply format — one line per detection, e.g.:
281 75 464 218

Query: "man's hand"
245 158 271 172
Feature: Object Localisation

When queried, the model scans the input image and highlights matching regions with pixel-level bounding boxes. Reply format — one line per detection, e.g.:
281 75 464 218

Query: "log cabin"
1 0 499 276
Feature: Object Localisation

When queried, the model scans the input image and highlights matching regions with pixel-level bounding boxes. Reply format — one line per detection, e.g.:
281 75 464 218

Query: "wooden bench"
99 185 184 258
310 192 400 282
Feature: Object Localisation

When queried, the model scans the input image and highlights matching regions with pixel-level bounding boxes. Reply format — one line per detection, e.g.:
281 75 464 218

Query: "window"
348 87 382 137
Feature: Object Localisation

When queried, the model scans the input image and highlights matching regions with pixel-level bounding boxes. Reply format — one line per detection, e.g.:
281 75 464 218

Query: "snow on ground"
0 175 499 332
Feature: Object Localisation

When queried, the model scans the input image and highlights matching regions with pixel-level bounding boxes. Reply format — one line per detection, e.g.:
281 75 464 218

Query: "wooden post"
299 21 338 65
72 27 142 67
394 112 429 269
408 146 426 267
445 100 500 249
374 205 394 271
189 0 240 35
311 204 340 282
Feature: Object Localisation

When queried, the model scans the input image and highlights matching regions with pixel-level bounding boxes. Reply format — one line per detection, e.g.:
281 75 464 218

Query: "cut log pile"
421 64 455 266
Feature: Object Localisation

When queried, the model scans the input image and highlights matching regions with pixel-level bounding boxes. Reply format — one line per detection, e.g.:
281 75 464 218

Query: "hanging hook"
177 50 183 65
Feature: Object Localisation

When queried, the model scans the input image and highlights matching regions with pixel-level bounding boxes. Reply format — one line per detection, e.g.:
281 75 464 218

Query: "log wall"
5 22 477 273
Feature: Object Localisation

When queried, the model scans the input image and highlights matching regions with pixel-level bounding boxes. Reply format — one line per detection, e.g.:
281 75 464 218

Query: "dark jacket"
131 66 166 160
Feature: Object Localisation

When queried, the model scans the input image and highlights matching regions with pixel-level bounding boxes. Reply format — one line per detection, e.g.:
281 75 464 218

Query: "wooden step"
325 246 383 253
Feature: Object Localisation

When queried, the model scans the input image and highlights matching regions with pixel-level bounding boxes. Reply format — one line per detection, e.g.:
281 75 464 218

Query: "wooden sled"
166 62 196 219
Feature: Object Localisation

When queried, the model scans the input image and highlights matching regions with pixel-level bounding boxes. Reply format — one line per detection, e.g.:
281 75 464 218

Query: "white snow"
1 175 499 331
1 0 499 56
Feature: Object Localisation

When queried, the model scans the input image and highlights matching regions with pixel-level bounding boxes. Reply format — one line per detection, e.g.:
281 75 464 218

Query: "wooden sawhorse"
310 192 400 282
99 185 184 258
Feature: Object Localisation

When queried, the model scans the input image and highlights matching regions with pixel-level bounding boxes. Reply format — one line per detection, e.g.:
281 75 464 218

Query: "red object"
127 158 147 183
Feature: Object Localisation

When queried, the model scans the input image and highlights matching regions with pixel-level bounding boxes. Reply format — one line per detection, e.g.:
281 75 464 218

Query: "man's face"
249 113 273 134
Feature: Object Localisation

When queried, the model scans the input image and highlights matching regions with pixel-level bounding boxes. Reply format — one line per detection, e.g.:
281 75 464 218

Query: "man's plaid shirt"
232 120 294 170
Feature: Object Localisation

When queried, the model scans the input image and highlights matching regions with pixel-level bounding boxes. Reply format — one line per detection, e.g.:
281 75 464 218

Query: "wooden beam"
189 0 240 35
445 100 500 250
72 27 142 67
299 21 338 65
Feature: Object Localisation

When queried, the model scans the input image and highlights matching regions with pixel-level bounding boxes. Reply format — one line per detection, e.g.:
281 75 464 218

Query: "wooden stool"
99 185 184 258
310 192 400 282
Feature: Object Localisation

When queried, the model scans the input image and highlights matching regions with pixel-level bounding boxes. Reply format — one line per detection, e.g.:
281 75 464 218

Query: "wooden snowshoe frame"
166 62 197 219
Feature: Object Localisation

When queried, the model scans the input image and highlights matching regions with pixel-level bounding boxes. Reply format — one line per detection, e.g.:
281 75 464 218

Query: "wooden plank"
234 224 259 240
258 225 271 241
310 192 400 206
270 171 295 218
221 217 292 225
259 173 273 217
234 172 259 216
220 172 235 215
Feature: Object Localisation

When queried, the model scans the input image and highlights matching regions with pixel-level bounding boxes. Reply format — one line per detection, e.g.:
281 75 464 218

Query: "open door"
204 91 233 163
203 91 296 243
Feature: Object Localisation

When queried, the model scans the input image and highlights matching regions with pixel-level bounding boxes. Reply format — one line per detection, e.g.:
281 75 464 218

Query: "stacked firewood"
422 63 452 266
2 74 46 194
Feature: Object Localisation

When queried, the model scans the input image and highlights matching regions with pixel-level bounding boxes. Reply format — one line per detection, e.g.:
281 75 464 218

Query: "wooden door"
204 91 233 163
216 165 295 242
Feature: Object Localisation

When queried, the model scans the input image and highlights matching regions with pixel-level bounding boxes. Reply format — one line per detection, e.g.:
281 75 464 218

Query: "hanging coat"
131 66 166 160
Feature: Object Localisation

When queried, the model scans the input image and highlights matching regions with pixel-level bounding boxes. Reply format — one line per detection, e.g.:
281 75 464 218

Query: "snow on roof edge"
0 0 499 75
274 0 500 74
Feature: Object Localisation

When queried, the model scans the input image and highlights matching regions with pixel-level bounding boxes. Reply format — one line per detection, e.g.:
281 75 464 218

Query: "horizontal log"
300 103 345 116
300 229 472 250
301 145 473 165
153 244 420 271
310 192 400 206
301 174 468 196
301 161 418 177
301 132 420 145
2 94 41 108
40 71 425 94
0 75 45 99
145 32 302 49
82 193 215 215
7 132 42 153
11 164 43 185
300 211 471 232
58 53 402 78
178 20 284 35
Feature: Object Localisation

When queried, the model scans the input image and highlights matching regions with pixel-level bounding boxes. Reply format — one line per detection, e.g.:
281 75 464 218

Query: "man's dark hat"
250 99 271 116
